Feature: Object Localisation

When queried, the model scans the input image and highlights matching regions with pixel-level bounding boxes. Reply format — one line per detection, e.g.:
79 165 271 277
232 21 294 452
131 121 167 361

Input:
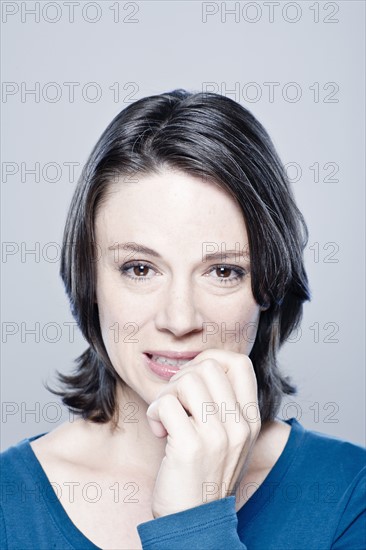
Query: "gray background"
1 1 365 450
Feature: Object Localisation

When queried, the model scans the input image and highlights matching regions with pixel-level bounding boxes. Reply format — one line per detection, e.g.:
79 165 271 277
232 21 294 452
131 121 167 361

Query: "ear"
260 301 270 312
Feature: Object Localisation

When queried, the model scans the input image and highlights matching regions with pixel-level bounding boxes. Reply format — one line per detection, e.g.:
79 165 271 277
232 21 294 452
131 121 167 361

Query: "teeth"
151 355 190 367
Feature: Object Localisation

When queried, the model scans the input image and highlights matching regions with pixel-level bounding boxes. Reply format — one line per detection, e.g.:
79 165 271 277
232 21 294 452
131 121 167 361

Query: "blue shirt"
1 418 365 549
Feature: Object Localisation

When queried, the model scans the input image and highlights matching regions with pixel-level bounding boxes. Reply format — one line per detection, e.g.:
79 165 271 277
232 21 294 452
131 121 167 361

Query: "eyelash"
118 261 247 285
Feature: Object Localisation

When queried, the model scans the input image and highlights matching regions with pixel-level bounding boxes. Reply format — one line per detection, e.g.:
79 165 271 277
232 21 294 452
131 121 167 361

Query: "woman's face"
95 168 262 405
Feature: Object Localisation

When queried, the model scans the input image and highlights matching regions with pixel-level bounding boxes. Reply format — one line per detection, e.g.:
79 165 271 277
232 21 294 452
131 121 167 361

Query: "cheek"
204 297 261 353
96 293 142 380
96 272 152 357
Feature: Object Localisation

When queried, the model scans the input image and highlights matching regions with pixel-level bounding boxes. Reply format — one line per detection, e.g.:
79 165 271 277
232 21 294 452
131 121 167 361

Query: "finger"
149 373 220 435
146 413 168 438
146 393 198 443
172 359 239 427
175 350 261 430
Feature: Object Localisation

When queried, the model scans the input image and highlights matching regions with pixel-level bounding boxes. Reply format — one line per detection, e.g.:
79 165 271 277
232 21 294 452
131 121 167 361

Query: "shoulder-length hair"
46 89 311 427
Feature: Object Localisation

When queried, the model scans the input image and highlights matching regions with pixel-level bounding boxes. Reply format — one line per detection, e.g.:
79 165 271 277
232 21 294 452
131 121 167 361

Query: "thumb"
146 401 168 438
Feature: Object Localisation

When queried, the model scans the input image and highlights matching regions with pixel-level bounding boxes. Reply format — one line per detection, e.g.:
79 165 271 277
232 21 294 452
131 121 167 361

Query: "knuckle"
236 354 254 372
178 371 201 388
199 360 223 376
253 419 262 436
233 422 251 444
249 419 262 440
199 358 221 370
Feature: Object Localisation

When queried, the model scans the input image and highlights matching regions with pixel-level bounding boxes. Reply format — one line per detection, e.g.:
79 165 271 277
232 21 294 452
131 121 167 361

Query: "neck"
80 383 167 475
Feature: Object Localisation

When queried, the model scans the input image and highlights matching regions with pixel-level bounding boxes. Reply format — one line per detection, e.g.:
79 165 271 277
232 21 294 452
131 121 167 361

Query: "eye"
118 262 247 285
205 264 246 285
119 261 158 282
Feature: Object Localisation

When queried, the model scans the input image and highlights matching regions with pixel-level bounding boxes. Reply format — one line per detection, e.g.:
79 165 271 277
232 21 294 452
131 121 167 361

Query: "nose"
154 277 204 338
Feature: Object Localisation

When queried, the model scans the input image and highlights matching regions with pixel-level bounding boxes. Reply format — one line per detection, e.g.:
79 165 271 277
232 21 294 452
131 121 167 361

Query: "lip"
144 350 201 360
143 350 201 381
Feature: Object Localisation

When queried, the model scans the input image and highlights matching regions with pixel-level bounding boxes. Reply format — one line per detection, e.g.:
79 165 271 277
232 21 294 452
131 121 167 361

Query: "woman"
1 90 365 550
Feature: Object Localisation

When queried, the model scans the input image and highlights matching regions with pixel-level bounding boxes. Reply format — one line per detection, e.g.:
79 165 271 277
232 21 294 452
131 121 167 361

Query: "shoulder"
302 421 365 459
288 418 366 484
1 432 48 478
0 419 84 480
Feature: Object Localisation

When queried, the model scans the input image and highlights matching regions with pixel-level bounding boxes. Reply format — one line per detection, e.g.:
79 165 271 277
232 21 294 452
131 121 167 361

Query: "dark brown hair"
46 89 311 427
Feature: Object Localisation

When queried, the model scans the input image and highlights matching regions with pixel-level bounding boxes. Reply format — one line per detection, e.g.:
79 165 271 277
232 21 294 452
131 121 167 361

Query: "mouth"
144 350 200 381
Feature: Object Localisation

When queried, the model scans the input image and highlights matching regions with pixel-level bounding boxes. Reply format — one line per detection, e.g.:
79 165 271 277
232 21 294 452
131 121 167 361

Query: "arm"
0 504 8 550
331 467 366 550
137 496 247 550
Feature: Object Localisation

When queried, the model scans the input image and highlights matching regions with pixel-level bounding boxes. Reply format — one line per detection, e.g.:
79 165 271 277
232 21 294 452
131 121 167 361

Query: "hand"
146 349 261 518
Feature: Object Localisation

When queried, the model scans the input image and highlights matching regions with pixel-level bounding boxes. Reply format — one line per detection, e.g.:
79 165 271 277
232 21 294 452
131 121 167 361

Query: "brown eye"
206 264 246 286
133 264 150 277
216 266 232 278
119 261 158 283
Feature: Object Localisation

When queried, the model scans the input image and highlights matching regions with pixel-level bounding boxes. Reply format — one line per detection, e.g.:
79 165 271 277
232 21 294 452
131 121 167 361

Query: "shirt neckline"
17 416 305 546
236 417 306 523
16 434 101 549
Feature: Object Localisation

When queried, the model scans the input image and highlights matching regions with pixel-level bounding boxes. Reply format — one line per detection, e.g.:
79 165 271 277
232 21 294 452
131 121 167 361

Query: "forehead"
95 169 249 252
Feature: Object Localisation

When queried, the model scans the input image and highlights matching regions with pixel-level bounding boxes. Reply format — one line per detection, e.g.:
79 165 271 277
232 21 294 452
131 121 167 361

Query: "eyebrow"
204 251 250 262
108 242 160 257
108 242 250 263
